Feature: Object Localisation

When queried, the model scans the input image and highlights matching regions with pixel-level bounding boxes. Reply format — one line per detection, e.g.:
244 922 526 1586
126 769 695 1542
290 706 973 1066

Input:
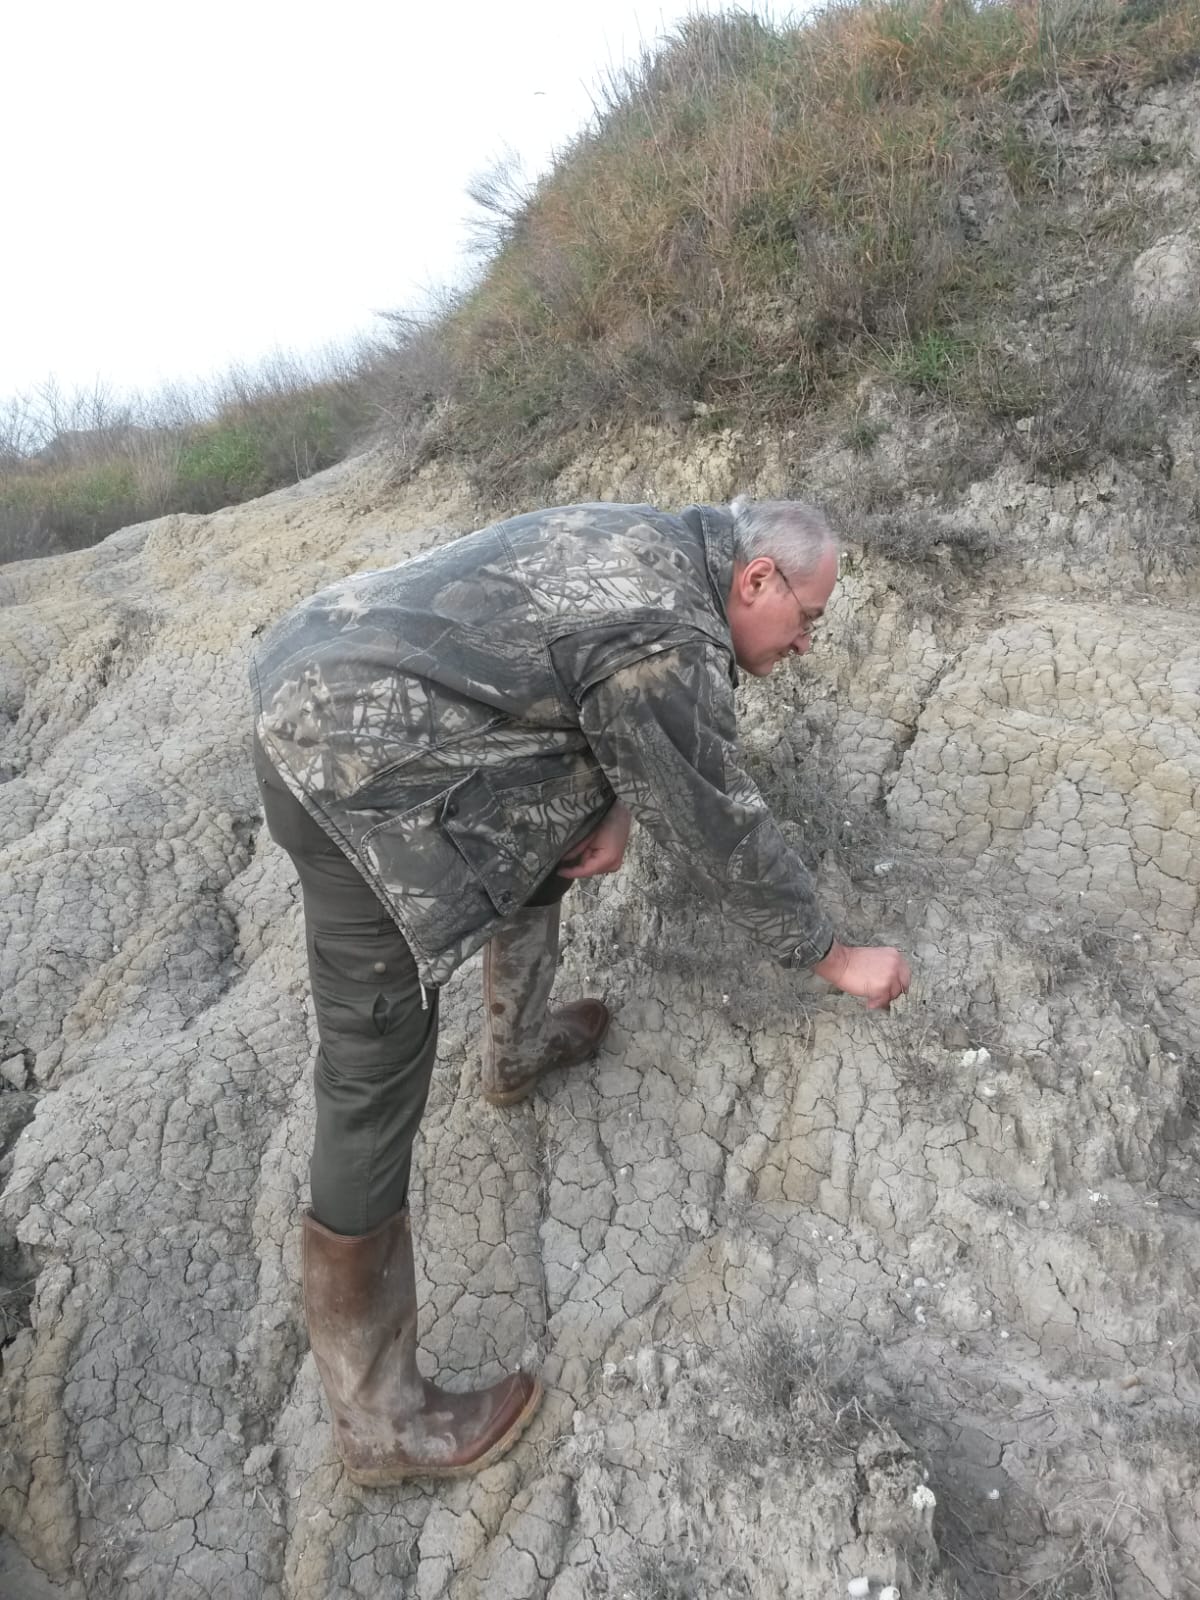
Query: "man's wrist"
811 938 848 985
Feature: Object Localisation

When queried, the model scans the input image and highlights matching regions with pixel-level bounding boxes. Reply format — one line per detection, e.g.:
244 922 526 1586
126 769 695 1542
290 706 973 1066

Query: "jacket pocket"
359 782 498 948
439 770 541 915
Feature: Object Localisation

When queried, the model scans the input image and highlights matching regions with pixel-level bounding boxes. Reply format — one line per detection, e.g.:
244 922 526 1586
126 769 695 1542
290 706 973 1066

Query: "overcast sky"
4 0 784 402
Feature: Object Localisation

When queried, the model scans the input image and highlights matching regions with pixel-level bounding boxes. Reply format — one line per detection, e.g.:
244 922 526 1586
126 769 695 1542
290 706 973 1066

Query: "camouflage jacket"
250 502 834 988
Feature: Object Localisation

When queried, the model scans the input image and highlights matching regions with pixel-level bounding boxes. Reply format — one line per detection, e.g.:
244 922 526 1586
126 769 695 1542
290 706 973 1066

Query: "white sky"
4 0 785 402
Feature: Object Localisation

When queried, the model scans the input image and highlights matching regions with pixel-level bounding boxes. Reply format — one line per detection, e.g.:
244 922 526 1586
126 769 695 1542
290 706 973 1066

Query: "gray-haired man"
250 497 911 1484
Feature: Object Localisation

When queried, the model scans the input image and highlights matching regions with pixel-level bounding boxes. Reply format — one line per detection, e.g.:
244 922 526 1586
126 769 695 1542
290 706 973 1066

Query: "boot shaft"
301 1208 542 1482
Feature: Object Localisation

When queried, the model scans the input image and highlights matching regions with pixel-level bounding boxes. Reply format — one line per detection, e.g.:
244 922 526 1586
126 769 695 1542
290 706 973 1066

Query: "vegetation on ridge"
0 348 386 562
392 0 1200 497
4 0 1200 560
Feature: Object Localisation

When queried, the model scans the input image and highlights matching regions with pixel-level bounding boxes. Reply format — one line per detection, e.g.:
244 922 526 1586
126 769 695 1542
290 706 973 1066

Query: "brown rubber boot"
482 901 610 1106
302 1209 542 1483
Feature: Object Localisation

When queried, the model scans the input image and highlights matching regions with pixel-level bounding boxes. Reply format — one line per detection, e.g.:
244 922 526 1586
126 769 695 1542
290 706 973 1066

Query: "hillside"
1 4 1199 1597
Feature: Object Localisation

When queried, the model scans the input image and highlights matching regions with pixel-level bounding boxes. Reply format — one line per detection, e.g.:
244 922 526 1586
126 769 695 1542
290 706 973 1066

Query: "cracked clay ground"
0 440 1197 1599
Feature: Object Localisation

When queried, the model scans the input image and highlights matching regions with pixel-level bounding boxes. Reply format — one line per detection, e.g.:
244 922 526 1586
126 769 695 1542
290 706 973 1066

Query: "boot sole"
341 1377 544 1485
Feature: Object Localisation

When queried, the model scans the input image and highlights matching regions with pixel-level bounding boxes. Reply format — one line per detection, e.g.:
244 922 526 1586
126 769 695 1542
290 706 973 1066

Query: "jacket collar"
682 503 739 683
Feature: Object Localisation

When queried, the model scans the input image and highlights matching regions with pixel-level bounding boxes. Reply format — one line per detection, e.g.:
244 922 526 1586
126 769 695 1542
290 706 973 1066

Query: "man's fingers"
558 848 621 879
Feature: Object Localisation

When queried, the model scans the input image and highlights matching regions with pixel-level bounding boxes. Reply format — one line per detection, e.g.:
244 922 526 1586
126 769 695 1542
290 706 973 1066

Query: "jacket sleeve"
578 642 835 966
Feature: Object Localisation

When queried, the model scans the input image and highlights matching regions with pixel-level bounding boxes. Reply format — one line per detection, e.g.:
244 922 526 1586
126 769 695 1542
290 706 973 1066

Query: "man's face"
727 544 838 677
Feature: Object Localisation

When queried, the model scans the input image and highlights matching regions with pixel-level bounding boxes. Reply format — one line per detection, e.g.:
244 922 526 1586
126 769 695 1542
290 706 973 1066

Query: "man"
250 496 911 1485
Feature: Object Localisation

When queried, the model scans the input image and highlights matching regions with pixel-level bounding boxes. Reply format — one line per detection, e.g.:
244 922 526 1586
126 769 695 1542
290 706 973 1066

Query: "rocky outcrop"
0 411 1196 1599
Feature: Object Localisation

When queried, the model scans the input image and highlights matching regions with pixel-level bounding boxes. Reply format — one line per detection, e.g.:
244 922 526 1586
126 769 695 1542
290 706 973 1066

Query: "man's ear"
740 555 775 603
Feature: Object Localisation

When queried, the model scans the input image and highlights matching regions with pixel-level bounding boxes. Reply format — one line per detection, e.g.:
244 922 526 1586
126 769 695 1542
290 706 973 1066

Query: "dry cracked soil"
0 410 1197 1600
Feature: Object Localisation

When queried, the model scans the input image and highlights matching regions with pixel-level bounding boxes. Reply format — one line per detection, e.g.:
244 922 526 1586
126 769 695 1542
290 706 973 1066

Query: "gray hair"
729 495 835 578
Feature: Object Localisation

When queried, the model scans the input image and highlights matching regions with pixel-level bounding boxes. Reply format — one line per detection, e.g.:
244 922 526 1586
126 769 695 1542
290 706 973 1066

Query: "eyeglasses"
776 567 823 639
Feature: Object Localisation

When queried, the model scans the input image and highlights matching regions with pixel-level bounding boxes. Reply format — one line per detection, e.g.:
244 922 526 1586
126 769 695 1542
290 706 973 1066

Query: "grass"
890 329 977 396
370 0 1200 499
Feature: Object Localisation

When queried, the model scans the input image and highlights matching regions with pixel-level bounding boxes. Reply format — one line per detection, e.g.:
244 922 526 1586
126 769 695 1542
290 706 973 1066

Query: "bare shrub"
604 1548 746 1600
686 1317 878 1473
864 514 998 563
1001 897 1159 1018
882 950 1005 1104
464 146 539 258
123 429 182 516
742 725 899 883
1024 288 1162 475
1022 1520 1120 1599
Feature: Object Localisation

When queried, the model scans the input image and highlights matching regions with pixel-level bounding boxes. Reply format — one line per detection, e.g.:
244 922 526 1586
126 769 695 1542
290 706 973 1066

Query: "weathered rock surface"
0 425 1196 1600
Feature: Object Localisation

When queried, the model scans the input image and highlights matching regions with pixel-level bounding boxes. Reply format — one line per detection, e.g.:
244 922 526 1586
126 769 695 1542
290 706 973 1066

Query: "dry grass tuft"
605 1548 748 1600
687 1317 880 1472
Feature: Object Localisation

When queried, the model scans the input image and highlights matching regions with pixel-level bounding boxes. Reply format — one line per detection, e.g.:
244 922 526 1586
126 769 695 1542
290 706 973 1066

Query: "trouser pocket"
308 926 429 1069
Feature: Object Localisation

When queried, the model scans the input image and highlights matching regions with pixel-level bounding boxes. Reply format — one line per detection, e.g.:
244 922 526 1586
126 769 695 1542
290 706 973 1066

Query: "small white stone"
0 1054 27 1091
1000 1330 1010 1340
988 1488 1001 1501
912 1485 937 1510
1037 1200 1050 1210
913 1277 929 1289
881 1589 901 1600
847 1580 871 1599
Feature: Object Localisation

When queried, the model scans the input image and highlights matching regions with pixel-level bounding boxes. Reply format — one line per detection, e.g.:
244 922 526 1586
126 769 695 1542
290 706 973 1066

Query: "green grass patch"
889 328 976 394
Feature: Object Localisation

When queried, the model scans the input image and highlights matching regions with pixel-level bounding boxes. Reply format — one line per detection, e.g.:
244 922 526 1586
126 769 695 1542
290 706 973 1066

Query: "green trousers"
253 736 571 1236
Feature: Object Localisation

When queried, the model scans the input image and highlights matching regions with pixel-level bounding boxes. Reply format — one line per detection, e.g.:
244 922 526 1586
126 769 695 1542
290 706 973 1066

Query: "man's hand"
812 940 912 1011
558 801 633 880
